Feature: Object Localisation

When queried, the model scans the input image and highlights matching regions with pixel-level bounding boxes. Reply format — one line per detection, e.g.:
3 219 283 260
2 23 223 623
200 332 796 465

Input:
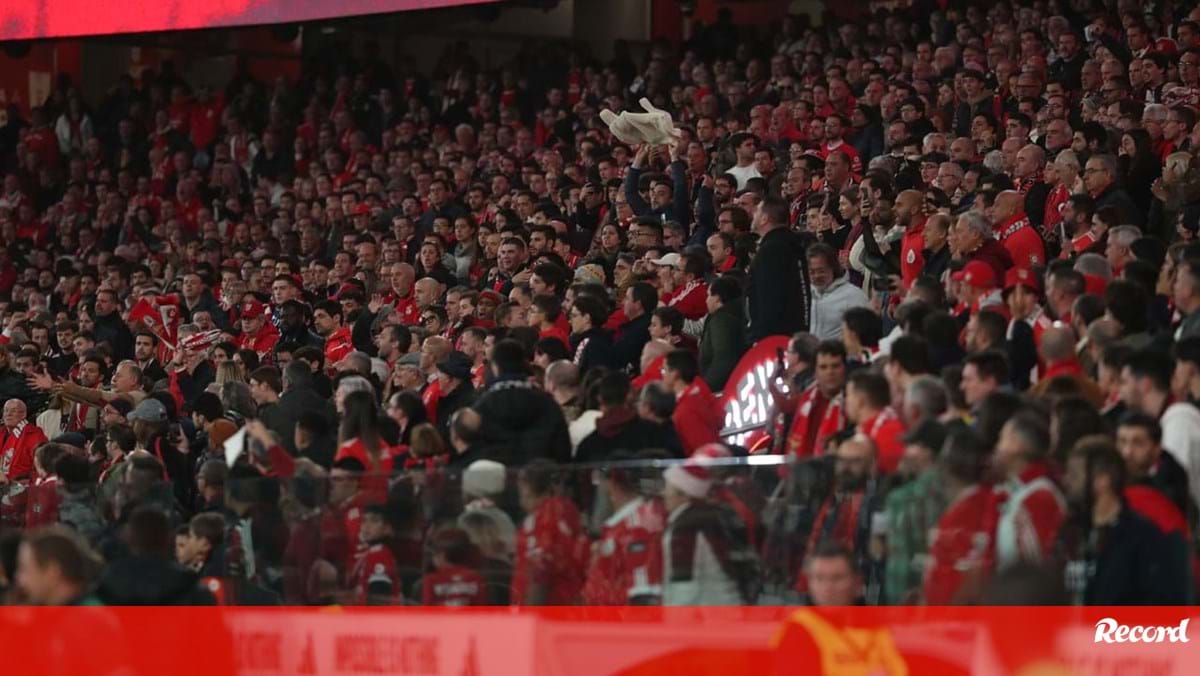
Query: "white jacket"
1162 402 1200 507
808 276 870 341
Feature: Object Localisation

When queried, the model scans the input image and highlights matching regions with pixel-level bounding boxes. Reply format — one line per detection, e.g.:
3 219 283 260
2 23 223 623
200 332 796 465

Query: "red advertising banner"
5 606 1198 675
0 0 497 41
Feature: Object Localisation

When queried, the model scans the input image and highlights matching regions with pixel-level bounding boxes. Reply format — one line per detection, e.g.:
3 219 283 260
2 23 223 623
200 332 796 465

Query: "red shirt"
350 542 400 604
513 496 588 605
384 290 421 326
0 422 47 480
539 326 570 351
421 379 441 425
664 280 709 321
235 322 280 360
672 379 723 455
994 213 1046 269
784 387 845 457
858 407 906 474
323 325 354 369
334 438 396 504
422 565 489 606
899 219 926 288
923 485 999 604
582 497 666 605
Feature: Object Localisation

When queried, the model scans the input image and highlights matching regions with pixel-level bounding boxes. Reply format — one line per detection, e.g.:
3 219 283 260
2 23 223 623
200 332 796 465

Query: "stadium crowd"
2 0 1200 606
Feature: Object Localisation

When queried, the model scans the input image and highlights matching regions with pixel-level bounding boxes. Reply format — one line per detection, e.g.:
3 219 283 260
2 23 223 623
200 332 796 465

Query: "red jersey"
323 325 354 369
24 475 60 530
858 407 906 474
784 387 845 457
994 213 1046 269
383 290 421 326
421 565 489 606
923 484 999 605
995 463 1066 570
235 323 280 360
421 379 441 424
174 196 204 234
672 379 723 455
582 497 666 605
819 140 862 175
350 541 400 604
664 280 709 321
513 495 588 605
1043 183 1070 235
0 422 47 480
899 220 926 289
539 326 570 351
24 127 60 168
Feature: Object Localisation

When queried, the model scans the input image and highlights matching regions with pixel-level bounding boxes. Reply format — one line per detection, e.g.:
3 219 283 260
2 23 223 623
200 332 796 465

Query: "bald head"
545 360 580 391
992 190 1024 223
1015 144 1046 180
1038 325 1077 363
414 277 441 308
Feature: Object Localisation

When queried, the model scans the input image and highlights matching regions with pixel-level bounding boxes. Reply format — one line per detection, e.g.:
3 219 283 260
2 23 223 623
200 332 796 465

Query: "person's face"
568 306 590 334
498 244 520 271
1117 425 1159 478
834 441 871 489
329 468 358 504
1083 160 1109 193
815 353 845 396
16 543 64 604
960 363 993 406
111 365 138 391
1063 453 1089 507
1173 266 1198 310
2 401 24 428
807 556 860 606
313 309 338 335
808 255 833 290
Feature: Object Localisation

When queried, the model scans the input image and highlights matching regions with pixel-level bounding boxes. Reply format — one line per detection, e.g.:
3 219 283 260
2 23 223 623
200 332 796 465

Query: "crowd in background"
2 0 1200 606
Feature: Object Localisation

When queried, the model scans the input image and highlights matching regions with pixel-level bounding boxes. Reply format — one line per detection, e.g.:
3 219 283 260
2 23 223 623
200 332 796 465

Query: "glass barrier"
0 454 1009 606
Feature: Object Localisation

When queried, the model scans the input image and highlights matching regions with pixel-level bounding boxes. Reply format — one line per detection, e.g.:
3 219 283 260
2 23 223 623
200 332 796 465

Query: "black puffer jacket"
472 374 570 465
749 226 812 341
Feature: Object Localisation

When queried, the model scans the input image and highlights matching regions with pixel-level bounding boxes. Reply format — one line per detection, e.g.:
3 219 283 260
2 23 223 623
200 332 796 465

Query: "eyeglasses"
1083 168 1105 175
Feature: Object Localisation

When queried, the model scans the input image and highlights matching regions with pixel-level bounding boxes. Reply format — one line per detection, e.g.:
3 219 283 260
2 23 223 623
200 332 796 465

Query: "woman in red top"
334 390 397 503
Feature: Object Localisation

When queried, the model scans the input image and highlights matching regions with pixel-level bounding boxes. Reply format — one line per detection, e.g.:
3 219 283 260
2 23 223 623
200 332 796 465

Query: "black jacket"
611 313 652 374
180 289 230 332
700 301 748 392
1083 506 1192 605
1093 183 1146 228
473 374 571 464
0 365 46 416
92 310 134 362
749 227 811 341
270 384 336 456
571 327 616 375
575 407 682 463
435 381 477 442
96 555 216 605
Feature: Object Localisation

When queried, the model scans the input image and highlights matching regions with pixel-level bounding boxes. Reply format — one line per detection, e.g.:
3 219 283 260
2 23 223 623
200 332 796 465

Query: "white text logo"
1094 618 1191 643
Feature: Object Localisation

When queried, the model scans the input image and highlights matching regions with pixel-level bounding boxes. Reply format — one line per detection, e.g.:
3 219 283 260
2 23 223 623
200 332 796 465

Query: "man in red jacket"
990 190 1047 269
844 371 906 474
0 399 47 482
662 350 723 454
235 299 280 361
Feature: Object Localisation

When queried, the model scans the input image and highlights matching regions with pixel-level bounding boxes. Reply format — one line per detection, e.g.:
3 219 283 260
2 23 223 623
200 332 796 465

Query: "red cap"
479 289 503 304
353 203 371 216
1155 38 1179 56
950 260 996 290
241 299 267 320
1003 267 1041 294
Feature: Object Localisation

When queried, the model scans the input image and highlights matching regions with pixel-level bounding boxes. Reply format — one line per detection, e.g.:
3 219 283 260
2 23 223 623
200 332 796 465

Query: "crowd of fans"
2 0 1200 606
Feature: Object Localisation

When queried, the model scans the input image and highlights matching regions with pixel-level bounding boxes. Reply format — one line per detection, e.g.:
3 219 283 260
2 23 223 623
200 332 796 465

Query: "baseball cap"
1003 267 1041 295
951 260 996 290
463 460 506 498
129 398 168 424
241 299 267 320
651 253 682 267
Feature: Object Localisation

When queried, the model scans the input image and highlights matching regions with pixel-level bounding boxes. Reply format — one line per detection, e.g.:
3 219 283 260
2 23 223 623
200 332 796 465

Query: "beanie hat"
463 460 506 498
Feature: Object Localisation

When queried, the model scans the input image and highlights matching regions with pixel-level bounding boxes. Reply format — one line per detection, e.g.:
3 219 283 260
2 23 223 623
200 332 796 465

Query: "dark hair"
665 349 700 383
491 338 529 375
628 282 659 315
842 307 882 348
192 392 224 423
339 390 384 467
531 262 566 295
314 299 343 323
1117 410 1163 445
1051 396 1104 462
964 350 1009 386
531 294 562 322
815 340 847 361
534 337 571 362
248 366 282 394
571 295 609 328
708 275 742 305
598 371 631 408
1124 349 1172 393
848 371 891 409
939 425 988 484
652 306 685 335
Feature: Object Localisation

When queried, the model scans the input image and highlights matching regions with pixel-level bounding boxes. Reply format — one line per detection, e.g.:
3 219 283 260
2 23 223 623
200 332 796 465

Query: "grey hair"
1054 149 1080 171
341 351 372 376
905 375 949 421
982 150 1005 174
1074 252 1113 280
1108 225 1141 248
638 382 676 419
220 381 257 419
336 375 374 397
957 211 994 240
1089 153 1118 177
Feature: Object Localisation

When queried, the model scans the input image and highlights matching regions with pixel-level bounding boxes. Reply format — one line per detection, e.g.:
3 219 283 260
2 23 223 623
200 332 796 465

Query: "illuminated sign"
719 336 788 450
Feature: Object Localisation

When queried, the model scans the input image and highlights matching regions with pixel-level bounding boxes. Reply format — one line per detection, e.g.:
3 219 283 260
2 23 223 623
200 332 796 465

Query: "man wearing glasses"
1082 154 1144 228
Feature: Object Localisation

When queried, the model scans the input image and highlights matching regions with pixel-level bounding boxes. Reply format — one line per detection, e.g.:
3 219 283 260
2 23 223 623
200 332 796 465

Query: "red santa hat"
662 443 729 499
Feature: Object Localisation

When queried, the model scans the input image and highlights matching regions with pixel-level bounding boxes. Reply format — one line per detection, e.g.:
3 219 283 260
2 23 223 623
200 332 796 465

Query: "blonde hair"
459 511 512 560
1165 152 1193 176
213 361 245 387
